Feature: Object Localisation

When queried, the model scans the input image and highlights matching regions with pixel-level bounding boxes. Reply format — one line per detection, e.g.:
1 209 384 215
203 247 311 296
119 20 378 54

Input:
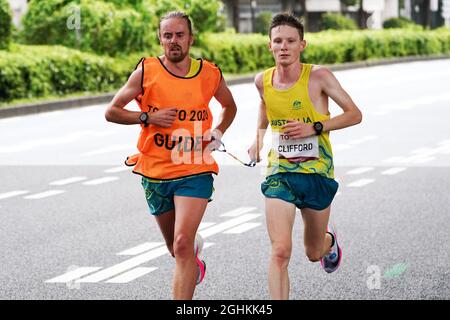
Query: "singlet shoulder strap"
299 63 312 85
263 67 275 90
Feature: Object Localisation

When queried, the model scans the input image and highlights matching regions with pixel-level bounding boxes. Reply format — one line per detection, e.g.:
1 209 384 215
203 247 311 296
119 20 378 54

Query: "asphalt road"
0 59 449 300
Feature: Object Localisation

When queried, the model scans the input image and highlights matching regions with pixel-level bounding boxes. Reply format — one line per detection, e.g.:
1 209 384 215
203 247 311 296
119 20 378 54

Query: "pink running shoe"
194 234 206 285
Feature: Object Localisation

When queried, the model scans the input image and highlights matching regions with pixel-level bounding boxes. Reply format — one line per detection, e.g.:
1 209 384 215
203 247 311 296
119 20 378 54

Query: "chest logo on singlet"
292 100 302 110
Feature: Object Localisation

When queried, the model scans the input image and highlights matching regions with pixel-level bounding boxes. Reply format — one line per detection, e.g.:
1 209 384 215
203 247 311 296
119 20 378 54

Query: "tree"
0 0 12 50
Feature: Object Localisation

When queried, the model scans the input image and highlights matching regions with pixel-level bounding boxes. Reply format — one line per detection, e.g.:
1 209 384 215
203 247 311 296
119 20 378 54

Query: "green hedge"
383 17 421 29
22 0 155 56
2 29 450 103
0 45 134 102
199 31 273 74
201 29 450 72
0 0 12 50
320 13 357 31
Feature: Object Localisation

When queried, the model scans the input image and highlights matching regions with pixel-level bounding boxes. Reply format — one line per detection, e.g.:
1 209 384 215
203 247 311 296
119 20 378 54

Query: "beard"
166 45 187 63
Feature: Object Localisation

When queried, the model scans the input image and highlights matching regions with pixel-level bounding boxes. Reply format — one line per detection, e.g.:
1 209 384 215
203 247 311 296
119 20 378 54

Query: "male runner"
248 13 362 299
105 11 237 300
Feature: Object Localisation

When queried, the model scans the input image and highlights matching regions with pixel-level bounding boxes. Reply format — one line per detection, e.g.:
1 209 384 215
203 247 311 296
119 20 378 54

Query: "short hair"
269 13 304 40
159 11 193 35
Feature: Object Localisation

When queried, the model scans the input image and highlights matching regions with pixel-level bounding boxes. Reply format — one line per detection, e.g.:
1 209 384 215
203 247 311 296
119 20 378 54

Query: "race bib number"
272 132 319 161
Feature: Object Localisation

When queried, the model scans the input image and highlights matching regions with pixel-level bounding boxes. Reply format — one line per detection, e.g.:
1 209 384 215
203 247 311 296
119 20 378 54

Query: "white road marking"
105 267 157 283
335 192 342 196
381 167 407 175
348 135 378 145
49 177 87 186
220 207 257 217
383 156 407 163
200 214 261 238
104 166 131 173
333 144 352 151
223 222 261 234
346 167 374 175
347 179 375 187
48 213 261 283
117 242 164 256
45 267 102 283
0 190 29 200
76 246 170 283
82 177 119 185
24 190 65 199
0 131 117 153
81 145 135 157
198 222 216 230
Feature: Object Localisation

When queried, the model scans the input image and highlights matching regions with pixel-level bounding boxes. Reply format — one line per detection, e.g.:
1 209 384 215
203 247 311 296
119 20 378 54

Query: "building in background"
222 0 448 32
5 0 449 32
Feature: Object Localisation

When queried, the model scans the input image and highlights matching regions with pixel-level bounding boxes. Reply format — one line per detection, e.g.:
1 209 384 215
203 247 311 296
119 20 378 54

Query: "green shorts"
261 172 338 211
141 174 214 216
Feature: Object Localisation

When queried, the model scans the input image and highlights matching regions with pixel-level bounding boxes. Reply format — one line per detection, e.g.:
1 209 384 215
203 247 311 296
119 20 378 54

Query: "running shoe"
320 223 342 273
194 233 206 285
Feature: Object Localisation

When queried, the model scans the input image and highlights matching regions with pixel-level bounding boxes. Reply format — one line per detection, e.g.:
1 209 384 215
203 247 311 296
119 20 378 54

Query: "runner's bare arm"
213 78 237 135
248 72 269 162
105 66 177 127
104 67 143 125
318 67 363 132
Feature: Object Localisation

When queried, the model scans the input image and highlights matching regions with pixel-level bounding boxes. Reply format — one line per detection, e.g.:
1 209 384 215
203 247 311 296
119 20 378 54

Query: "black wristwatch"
139 112 149 127
313 121 323 135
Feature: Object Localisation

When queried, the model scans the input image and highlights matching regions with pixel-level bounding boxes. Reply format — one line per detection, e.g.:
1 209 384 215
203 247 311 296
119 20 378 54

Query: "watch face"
314 122 323 131
140 113 147 122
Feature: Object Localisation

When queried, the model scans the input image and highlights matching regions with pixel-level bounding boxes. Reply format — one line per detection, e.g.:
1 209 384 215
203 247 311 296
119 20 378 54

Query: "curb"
1 55 449 119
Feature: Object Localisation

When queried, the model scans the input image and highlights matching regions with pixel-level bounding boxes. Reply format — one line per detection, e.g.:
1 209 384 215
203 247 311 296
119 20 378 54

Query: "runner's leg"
266 198 296 300
172 196 208 300
301 206 333 262
154 209 175 257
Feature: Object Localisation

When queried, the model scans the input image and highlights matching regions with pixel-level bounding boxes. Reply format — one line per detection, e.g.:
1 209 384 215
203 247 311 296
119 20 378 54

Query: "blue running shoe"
320 223 342 273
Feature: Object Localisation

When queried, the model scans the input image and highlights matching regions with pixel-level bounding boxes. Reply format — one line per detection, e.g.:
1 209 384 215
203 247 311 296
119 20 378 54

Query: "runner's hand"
148 108 177 128
247 140 263 163
282 120 315 139
203 129 223 151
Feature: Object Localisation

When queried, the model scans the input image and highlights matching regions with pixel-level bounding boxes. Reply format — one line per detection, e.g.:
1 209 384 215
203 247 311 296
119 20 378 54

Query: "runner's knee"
173 233 193 259
271 243 292 266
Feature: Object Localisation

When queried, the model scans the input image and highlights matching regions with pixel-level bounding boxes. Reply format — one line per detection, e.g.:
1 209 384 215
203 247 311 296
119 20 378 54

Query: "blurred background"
1 0 449 106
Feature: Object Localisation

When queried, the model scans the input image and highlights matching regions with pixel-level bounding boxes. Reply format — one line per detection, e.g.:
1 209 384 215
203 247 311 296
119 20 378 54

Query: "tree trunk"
299 0 308 32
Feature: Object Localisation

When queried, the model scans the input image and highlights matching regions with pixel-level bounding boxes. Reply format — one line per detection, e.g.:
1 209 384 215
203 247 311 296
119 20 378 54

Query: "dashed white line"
49 177 87 186
81 145 134 157
333 144 352 151
381 167 407 175
346 167 374 175
83 177 119 185
223 222 261 234
198 222 216 230
220 207 257 217
117 242 164 256
200 213 261 238
104 166 131 173
105 267 158 283
45 267 102 283
0 190 29 200
347 179 375 188
24 190 65 199
76 246 170 283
